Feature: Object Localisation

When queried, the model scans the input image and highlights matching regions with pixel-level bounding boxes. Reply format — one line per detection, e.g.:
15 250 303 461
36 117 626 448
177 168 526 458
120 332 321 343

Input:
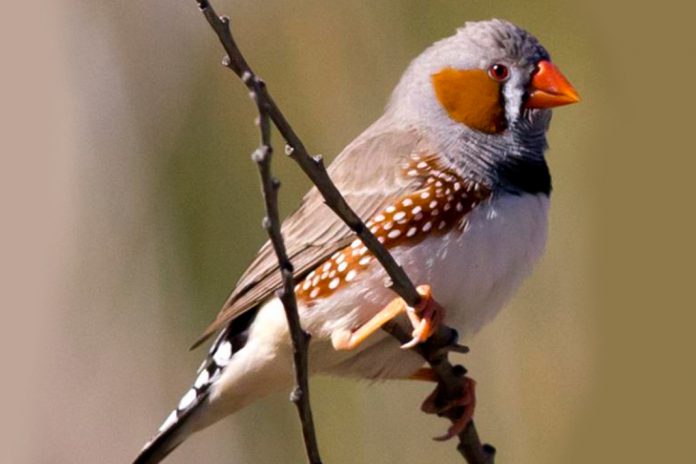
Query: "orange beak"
525 60 580 109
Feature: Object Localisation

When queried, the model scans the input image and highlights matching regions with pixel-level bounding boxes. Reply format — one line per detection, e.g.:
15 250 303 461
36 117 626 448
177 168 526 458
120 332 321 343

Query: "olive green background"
1 0 693 463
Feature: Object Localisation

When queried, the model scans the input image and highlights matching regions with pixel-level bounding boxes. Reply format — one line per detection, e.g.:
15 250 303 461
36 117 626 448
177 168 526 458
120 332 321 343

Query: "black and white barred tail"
133 325 242 464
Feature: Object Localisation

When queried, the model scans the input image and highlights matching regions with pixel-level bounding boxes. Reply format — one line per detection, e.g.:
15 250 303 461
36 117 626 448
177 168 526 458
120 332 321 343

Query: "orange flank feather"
295 153 490 303
431 68 506 134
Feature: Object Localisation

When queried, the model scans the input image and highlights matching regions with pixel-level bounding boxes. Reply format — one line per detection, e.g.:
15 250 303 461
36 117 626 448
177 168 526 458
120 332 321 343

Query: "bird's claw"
400 285 445 349
421 377 477 441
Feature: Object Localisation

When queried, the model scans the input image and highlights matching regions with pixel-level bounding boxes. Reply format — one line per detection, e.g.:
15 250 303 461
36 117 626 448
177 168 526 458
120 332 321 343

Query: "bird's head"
387 19 579 136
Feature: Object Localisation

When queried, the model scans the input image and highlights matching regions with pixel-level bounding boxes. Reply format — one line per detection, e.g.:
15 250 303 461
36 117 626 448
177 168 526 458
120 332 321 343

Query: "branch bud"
262 216 271 231
290 387 303 404
251 147 265 163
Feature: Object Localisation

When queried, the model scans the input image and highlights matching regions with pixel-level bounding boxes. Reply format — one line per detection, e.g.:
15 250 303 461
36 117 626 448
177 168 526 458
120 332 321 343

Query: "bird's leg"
400 285 445 349
420 376 477 441
331 285 443 351
331 295 407 350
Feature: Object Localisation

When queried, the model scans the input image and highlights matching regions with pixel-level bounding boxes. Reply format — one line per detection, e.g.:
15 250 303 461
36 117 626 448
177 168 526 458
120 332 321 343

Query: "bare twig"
250 90 323 464
195 3 322 463
193 1 495 462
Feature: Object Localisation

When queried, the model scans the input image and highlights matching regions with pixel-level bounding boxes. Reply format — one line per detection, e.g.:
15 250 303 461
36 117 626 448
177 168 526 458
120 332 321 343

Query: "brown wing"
192 125 430 347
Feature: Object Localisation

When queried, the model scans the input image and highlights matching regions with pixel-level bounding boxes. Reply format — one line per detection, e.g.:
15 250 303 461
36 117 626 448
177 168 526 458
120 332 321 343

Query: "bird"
134 18 579 463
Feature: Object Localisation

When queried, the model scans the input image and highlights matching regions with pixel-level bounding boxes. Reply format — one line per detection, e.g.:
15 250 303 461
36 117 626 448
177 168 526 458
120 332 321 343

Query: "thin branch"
250 92 323 464
195 3 322 463
193 1 495 462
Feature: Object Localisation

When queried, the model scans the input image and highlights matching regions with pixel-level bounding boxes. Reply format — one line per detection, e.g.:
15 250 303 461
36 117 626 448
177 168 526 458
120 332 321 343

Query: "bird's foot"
400 285 444 349
421 376 477 441
331 285 442 351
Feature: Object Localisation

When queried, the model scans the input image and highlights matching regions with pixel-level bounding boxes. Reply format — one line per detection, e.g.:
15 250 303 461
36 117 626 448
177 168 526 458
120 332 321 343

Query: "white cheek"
502 71 526 123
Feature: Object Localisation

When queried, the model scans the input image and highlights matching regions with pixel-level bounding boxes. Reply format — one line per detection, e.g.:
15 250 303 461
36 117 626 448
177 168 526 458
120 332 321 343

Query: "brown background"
1 0 693 463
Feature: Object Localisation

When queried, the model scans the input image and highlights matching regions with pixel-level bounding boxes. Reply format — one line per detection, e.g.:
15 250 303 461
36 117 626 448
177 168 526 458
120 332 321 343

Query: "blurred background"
2 0 694 463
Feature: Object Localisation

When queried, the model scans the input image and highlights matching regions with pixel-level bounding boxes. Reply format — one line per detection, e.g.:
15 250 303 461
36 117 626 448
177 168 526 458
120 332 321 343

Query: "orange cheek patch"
431 68 506 134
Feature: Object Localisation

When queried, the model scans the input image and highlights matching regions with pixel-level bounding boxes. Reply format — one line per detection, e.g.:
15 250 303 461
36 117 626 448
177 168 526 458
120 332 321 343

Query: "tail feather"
133 390 209 464
134 328 231 464
134 307 262 463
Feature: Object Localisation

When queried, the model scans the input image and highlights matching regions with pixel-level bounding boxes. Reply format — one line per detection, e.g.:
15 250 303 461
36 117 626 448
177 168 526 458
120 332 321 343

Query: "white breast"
303 193 549 338
407 192 550 336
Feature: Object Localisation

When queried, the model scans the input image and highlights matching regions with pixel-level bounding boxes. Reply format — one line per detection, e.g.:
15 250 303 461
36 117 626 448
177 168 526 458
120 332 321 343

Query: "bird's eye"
488 63 510 82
